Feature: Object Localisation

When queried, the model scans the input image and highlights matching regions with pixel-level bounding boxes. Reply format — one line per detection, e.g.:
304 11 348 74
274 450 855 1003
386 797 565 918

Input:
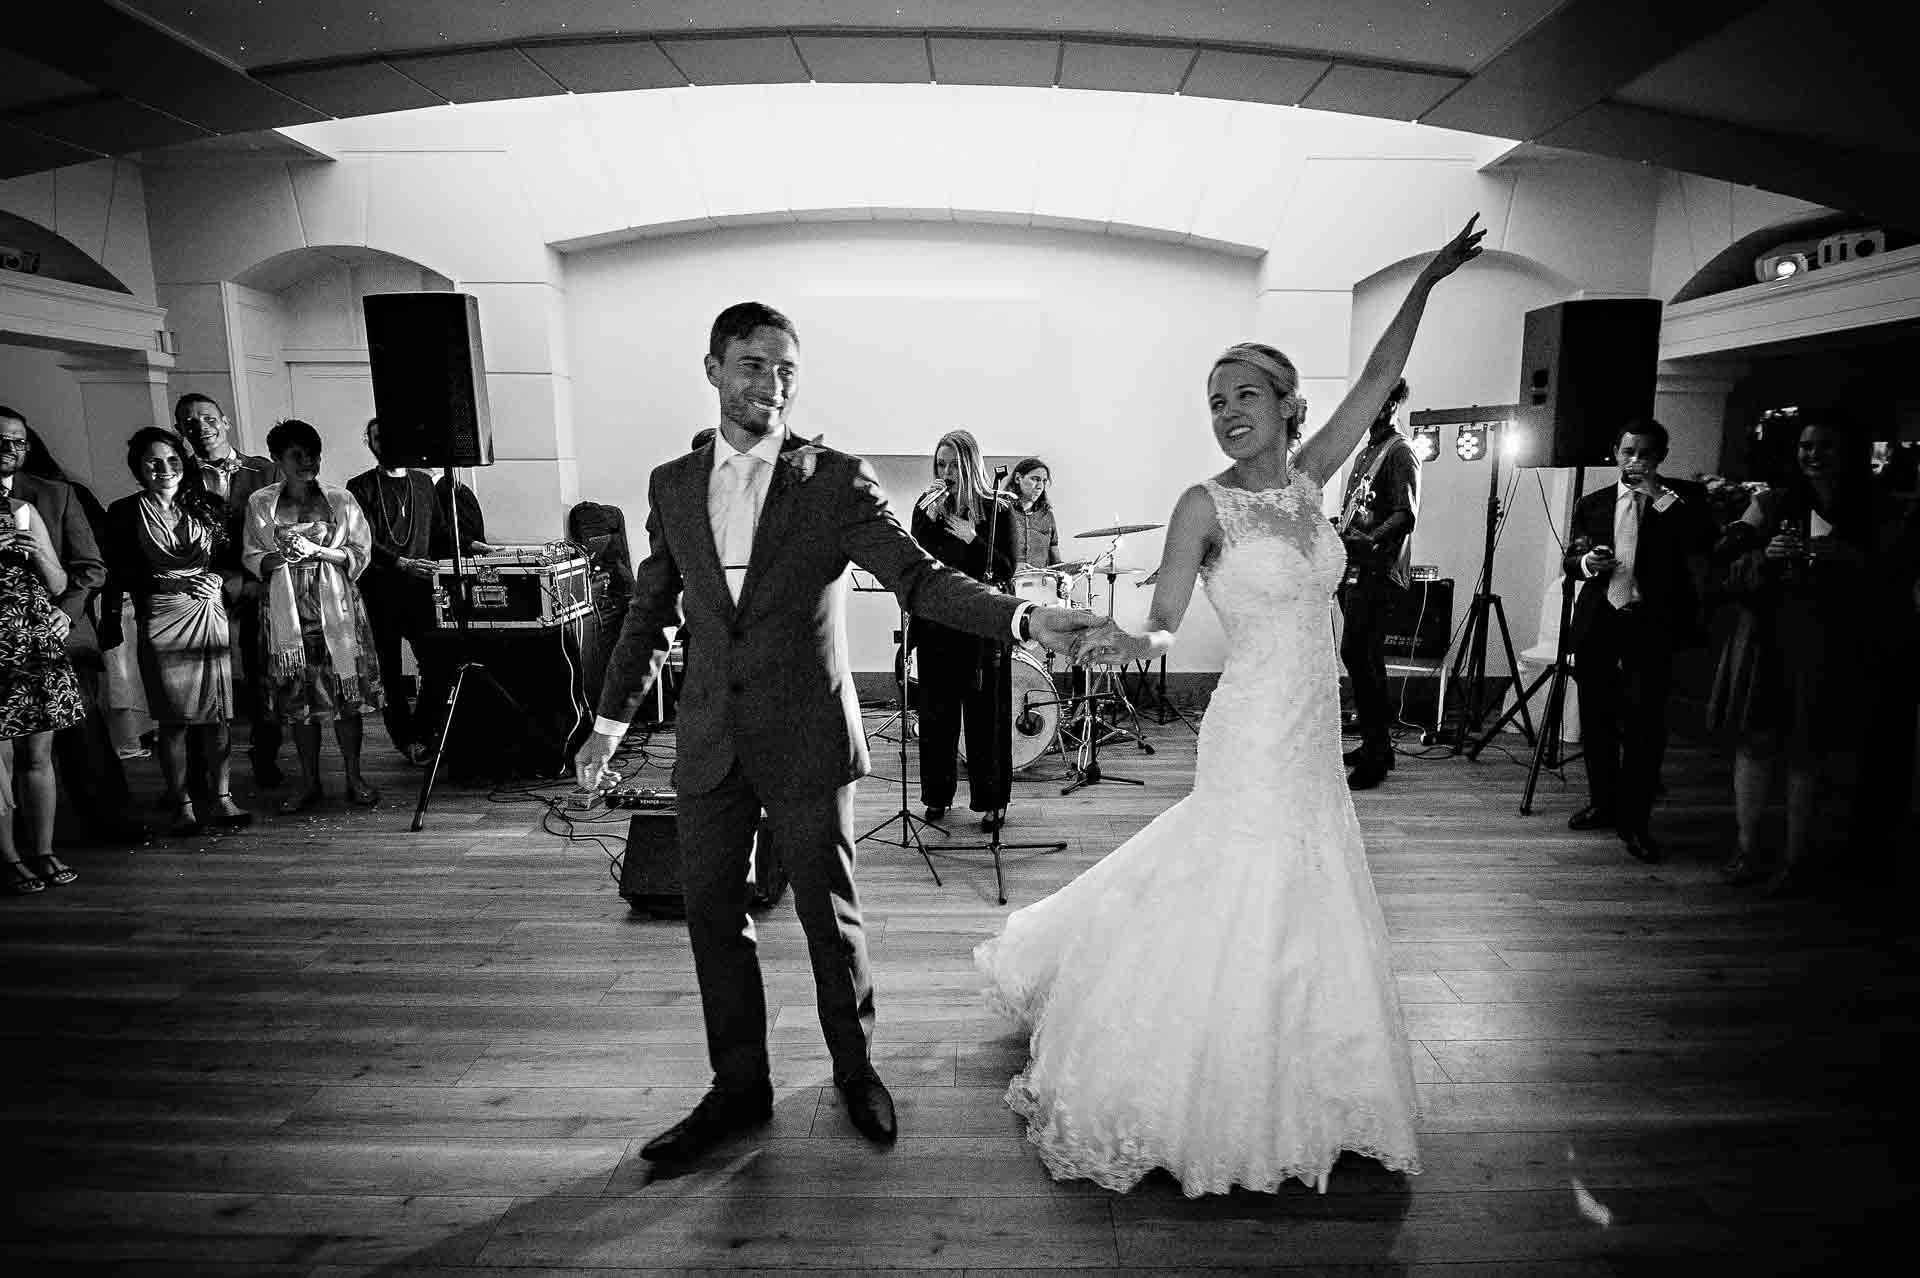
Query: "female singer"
910 429 1017 832
1007 457 1059 572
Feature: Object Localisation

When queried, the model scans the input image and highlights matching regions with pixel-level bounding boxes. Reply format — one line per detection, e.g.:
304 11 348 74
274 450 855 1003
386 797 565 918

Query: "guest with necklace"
242 419 384 812
99 428 249 836
347 418 449 764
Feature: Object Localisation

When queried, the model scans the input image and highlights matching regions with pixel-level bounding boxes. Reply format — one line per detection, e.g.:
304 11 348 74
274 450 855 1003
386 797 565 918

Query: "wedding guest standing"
100 428 250 837
241 420 384 812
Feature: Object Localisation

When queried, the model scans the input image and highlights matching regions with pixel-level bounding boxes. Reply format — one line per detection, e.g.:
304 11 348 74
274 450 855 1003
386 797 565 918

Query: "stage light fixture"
1454 422 1487 462
1409 423 1439 462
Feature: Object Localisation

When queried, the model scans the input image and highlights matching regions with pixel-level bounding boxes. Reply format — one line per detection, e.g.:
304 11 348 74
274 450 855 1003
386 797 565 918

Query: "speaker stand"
1448 434 1536 757
410 484 559 831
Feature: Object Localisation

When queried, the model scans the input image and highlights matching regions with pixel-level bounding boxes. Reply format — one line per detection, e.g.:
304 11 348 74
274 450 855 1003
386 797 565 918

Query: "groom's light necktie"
1607 487 1644 611
715 451 766 604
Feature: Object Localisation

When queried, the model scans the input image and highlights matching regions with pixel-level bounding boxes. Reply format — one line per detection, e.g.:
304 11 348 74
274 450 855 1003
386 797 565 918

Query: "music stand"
409 472 558 831
855 605 944 883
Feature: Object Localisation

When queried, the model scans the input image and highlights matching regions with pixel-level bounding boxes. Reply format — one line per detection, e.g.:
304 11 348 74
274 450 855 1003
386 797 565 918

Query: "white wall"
0 343 93 484
0 159 157 304
565 220 1260 673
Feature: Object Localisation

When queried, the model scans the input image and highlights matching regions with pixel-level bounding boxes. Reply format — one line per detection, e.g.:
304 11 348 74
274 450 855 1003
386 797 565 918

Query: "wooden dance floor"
0 706 1908 1275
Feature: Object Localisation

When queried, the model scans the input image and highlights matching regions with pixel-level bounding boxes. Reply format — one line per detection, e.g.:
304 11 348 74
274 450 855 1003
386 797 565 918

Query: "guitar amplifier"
619 805 788 918
1383 577 1453 657
432 545 591 629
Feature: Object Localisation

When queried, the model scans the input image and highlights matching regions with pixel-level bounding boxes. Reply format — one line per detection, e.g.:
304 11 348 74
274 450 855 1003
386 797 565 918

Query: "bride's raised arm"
1292 215 1484 488
1076 483 1216 666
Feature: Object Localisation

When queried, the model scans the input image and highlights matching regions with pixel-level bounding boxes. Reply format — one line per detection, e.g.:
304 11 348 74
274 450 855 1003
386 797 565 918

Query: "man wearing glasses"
175 394 284 789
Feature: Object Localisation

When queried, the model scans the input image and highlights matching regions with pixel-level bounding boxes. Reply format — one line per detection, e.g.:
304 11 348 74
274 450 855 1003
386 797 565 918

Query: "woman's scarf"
249 483 372 701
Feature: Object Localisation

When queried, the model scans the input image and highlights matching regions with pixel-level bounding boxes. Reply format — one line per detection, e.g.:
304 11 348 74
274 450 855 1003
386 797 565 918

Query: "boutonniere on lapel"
781 434 827 483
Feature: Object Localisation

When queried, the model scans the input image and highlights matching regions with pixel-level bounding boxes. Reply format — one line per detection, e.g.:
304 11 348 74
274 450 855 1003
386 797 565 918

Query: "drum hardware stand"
1075 557 1153 754
1410 407 1535 757
411 468 561 831
1057 667 1147 795
856 607 944 882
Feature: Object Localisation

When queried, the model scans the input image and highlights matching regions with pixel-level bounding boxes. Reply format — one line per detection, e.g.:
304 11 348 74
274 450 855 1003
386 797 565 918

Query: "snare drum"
958 646 1061 772
1011 567 1068 607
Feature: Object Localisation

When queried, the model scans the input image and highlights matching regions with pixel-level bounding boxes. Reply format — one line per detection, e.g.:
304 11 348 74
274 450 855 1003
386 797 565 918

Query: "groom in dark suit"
1563 419 1716 863
575 302 1101 1161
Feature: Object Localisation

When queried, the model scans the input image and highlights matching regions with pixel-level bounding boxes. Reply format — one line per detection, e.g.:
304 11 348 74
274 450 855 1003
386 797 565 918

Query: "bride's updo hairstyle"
1212 342 1308 443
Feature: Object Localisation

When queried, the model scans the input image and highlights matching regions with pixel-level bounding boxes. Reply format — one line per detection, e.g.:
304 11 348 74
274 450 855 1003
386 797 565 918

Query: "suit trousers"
52 658 135 837
1339 571 1401 754
236 595 282 768
362 582 450 751
1573 603 1674 835
674 764 874 1092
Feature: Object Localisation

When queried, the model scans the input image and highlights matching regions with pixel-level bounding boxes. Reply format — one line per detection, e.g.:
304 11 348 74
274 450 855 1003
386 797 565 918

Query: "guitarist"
1336 378 1421 790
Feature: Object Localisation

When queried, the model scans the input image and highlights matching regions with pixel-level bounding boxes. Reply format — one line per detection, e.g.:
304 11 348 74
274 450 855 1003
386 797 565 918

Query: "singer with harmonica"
1335 378 1420 790
910 430 1017 833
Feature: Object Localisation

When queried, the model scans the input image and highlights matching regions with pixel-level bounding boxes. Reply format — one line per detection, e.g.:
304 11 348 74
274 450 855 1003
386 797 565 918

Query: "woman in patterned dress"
241 419 383 812
1 486 86 894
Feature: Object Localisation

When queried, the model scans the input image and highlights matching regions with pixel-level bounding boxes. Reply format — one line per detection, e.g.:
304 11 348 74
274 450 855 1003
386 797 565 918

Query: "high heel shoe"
169 799 202 837
213 793 254 829
277 787 323 815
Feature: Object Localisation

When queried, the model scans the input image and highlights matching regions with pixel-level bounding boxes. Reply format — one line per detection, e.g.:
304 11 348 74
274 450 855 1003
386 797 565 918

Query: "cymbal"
1075 522 1162 538
1044 560 1092 574
1093 565 1149 577
1138 568 1160 586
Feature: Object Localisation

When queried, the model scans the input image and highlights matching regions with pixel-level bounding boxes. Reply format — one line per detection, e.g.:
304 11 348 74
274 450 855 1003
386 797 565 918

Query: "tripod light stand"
1409 406 1537 757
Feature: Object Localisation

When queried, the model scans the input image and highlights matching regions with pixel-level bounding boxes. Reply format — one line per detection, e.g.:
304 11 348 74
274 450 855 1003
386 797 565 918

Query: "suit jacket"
597 435 1022 797
1564 476 1716 647
9 472 106 662
201 453 277 589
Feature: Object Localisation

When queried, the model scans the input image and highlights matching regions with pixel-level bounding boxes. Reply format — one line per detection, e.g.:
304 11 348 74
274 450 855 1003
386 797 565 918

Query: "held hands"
1026 607 1107 660
280 532 321 563
1422 214 1486 285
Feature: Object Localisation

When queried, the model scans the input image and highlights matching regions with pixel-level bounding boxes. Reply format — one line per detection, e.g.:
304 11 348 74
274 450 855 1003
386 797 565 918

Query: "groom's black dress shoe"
639 1084 774 1162
1567 805 1615 831
837 1072 898 1144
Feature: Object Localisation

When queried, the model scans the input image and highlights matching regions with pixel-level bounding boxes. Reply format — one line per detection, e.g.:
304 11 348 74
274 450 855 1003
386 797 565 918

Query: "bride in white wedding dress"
976 217 1485 1198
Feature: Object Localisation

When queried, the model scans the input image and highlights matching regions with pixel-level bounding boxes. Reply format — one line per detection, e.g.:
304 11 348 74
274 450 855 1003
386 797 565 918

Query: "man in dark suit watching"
1564 419 1717 863
574 302 1101 1163
176 393 283 788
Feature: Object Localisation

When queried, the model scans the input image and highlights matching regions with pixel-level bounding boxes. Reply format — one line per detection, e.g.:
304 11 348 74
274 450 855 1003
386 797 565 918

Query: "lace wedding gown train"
975 472 1421 1196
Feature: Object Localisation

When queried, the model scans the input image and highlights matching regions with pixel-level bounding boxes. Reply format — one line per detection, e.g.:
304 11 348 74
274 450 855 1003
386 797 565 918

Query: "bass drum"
959 646 1060 772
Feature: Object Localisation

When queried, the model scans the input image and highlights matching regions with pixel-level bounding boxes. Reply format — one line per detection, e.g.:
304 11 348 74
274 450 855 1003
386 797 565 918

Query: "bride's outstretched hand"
1424 214 1485 284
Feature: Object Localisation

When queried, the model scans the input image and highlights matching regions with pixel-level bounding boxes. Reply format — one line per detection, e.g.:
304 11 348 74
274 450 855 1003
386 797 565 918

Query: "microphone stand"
932 467 1064 904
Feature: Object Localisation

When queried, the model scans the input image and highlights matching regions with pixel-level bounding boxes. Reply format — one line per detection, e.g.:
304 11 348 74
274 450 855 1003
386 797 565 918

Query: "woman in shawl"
241 419 383 812
100 427 249 837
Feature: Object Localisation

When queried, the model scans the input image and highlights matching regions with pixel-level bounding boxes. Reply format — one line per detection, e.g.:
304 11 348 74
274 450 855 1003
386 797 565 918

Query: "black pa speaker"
619 810 788 918
364 292 494 468
1513 299 1662 468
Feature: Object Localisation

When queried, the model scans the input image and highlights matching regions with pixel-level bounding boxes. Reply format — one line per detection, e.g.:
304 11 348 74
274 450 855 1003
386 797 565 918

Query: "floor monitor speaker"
619 811 788 918
364 292 494 468
1513 299 1662 468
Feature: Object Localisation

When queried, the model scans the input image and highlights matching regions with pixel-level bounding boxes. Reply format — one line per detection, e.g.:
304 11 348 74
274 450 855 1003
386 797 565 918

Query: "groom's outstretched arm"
835 455 1021 638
